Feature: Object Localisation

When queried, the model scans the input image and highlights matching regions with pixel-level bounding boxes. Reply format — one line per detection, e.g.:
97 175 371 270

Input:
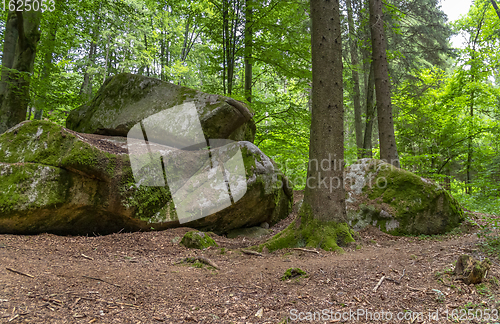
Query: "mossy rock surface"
180 231 218 249
344 159 464 235
0 121 292 235
66 73 256 143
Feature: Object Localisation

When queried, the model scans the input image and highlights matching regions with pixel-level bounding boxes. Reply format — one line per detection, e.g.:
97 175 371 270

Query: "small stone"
255 308 263 318
260 222 269 229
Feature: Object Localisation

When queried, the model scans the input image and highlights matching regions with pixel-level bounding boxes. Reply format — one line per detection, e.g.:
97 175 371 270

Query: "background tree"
369 0 399 167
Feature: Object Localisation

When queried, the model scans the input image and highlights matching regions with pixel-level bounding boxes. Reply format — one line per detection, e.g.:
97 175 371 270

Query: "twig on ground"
70 297 81 309
241 249 263 257
293 248 320 254
407 285 426 292
82 275 121 287
81 254 94 260
398 269 406 281
373 276 386 292
175 256 219 269
8 314 19 322
6 268 34 278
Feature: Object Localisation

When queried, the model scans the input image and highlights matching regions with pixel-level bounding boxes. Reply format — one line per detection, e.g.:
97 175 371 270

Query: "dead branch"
293 248 320 254
81 254 94 260
407 285 426 292
241 249 263 257
373 276 385 292
6 267 34 278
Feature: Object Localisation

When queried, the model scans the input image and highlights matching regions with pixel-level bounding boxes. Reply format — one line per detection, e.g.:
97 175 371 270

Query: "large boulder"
66 73 256 143
345 159 464 235
0 120 292 235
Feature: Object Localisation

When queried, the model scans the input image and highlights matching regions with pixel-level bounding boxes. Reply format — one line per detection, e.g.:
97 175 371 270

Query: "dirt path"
1 218 499 324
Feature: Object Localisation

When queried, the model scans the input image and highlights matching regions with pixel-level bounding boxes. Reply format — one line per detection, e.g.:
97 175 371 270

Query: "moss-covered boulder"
0 120 292 235
66 73 256 143
345 159 464 235
180 231 218 249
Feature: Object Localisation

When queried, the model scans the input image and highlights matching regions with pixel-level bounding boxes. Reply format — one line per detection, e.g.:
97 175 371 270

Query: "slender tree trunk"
244 0 253 103
34 23 57 120
368 0 399 167
181 18 190 62
303 0 347 223
491 0 500 19
362 62 376 157
80 40 96 102
222 0 229 94
103 36 111 82
160 31 165 81
346 0 363 157
0 10 42 134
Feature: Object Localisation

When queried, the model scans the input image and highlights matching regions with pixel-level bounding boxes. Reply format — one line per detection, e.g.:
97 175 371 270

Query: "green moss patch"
281 268 307 281
261 203 355 253
180 231 218 249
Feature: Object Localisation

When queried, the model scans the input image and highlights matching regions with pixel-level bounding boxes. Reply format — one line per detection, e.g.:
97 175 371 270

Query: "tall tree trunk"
0 10 42 134
0 12 19 99
346 0 363 157
368 0 399 168
302 0 347 224
362 62 376 158
244 0 253 103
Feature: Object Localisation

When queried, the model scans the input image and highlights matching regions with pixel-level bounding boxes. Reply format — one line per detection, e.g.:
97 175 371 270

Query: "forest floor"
1 193 499 324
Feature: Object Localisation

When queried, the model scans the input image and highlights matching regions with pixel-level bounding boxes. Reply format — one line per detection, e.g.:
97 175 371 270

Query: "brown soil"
1 193 499 324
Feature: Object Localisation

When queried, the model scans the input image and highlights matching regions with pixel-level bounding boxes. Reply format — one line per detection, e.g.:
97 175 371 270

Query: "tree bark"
362 62 376 158
244 0 253 103
368 0 399 167
0 10 42 134
303 0 347 223
346 0 363 157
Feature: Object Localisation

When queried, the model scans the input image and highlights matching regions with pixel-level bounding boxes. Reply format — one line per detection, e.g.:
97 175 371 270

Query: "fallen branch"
407 285 426 292
176 256 219 269
81 254 94 261
82 275 121 288
373 276 385 292
385 277 401 285
6 267 34 278
293 248 320 254
241 250 263 257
